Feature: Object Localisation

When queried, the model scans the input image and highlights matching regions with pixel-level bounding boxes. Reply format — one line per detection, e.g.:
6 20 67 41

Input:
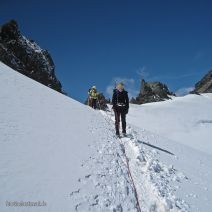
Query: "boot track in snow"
101 111 142 212
101 110 190 212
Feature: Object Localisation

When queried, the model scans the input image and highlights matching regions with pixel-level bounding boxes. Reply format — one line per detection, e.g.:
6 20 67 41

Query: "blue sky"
1 0 212 101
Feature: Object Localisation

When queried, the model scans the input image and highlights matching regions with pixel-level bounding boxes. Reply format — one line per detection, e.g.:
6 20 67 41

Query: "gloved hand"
125 108 129 114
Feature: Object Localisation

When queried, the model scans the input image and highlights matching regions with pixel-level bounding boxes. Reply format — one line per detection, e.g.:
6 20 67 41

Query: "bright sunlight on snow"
0 62 212 211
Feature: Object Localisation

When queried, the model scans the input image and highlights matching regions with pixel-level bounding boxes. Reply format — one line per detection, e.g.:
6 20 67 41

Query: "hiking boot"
116 131 120 137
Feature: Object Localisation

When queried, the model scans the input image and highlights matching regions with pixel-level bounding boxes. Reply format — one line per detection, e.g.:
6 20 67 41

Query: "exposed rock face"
191 71 212 94
131 79 175 104
0 20 63 93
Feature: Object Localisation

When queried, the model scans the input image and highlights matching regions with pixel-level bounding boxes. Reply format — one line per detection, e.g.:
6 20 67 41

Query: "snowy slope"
128 95 212 154
0 62 137 211
1 61 211 212
126 95 212 212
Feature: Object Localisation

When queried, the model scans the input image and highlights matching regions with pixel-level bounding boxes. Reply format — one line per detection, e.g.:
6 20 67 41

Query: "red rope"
103 111 142 212
117 138 142 212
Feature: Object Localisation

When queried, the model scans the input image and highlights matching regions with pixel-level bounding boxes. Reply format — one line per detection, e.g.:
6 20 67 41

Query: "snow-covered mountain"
0 61 211 211
0 20 63 93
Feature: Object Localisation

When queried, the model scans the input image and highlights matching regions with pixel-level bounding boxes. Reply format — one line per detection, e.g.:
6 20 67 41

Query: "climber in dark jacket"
112 82 129 136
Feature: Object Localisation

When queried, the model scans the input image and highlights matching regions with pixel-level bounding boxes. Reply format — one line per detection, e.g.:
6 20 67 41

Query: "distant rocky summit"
131 79 175 104
0 20 63 93
191 70 212 94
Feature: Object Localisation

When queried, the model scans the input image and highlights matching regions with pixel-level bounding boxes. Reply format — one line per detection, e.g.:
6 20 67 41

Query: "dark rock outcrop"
191 70 212 94
131 79 175 104
0 20 63 93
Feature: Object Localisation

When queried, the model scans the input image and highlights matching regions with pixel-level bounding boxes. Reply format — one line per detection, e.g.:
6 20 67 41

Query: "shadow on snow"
138 140 175 156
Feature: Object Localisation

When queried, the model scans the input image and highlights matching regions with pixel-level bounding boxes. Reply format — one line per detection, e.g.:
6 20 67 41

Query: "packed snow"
128 95 212 154
126 95 212 211
0 62 138 211
0 61 211 211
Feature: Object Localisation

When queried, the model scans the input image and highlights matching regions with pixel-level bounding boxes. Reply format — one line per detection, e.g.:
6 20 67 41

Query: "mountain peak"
191 70 212 94
0 19 20 40
131 79 175 104
0 19 63 93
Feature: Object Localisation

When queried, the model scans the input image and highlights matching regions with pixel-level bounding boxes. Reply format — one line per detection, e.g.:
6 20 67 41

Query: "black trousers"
114 108 126 134
90 98 97 109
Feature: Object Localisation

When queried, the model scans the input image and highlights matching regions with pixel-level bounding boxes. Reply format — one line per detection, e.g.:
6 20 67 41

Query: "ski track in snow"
70 110 189 212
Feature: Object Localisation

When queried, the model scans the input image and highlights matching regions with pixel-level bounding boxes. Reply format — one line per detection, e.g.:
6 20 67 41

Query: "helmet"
92 86 96 89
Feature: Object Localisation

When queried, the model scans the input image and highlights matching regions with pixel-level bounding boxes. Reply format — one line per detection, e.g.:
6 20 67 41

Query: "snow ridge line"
100 110 142 212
